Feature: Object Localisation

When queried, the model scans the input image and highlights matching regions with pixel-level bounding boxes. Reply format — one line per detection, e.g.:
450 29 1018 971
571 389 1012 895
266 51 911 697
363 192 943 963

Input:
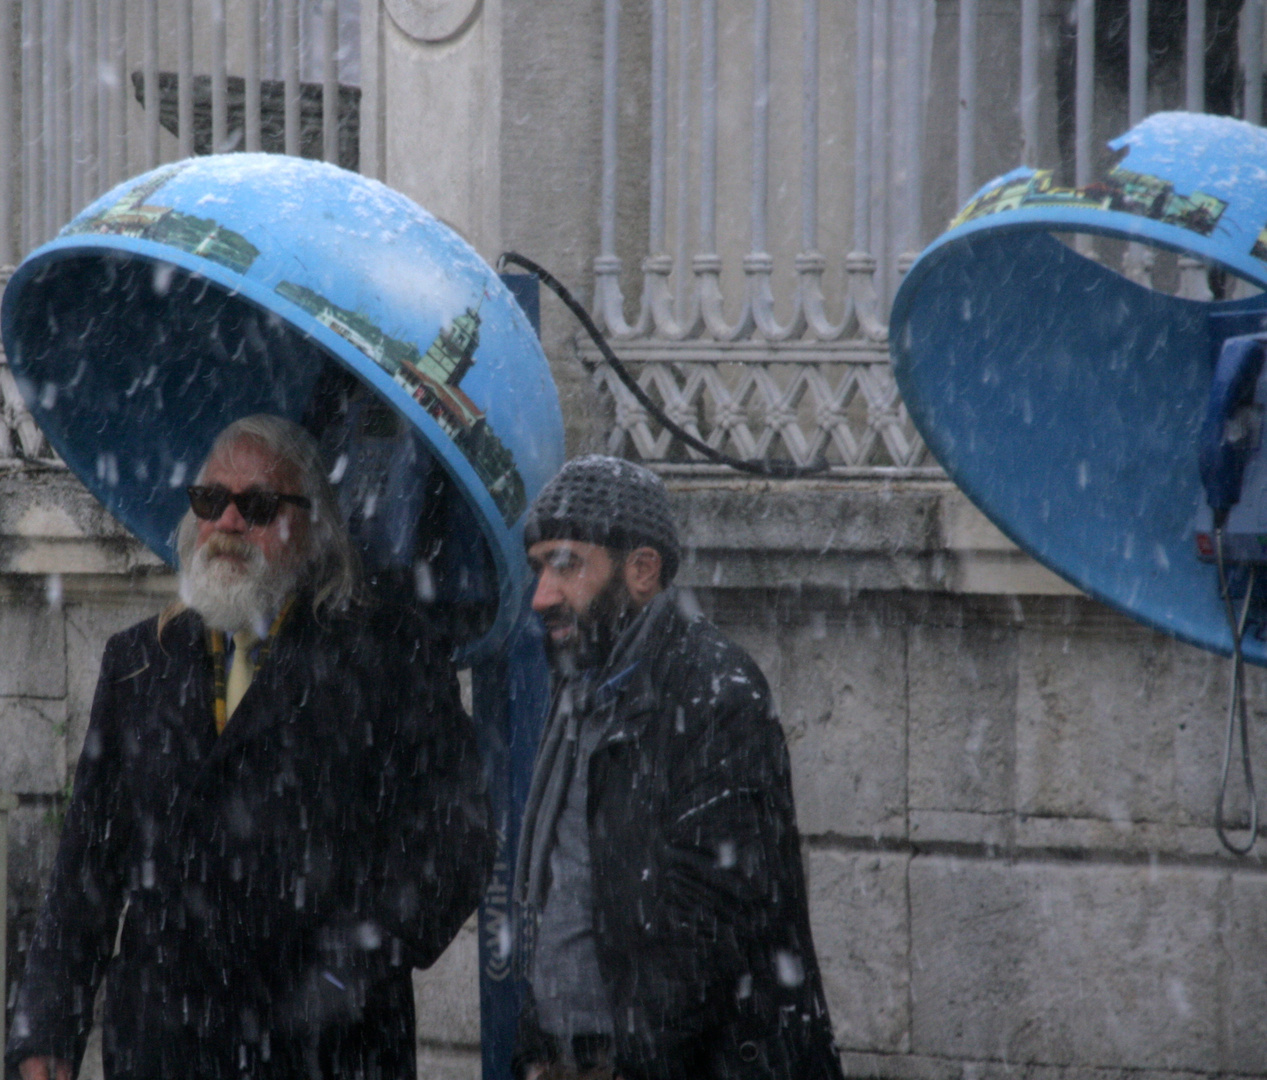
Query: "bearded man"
512 456 844 1080
7 415 492 1080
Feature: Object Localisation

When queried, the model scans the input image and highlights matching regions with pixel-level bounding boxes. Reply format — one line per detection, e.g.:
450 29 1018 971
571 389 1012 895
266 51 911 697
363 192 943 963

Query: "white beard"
179 534 305 637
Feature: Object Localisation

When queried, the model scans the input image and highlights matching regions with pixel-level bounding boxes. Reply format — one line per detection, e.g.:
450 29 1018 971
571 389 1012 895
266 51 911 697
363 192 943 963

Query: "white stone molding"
384 0 483 44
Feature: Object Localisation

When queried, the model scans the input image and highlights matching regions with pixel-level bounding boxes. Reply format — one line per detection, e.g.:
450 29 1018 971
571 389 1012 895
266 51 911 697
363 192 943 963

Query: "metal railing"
1 0 362 265
593 0 1267 472
0 0 363 463
0 1 1263 472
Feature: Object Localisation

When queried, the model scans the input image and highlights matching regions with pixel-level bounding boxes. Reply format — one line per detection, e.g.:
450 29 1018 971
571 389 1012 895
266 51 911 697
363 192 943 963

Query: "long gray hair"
163 415 358 633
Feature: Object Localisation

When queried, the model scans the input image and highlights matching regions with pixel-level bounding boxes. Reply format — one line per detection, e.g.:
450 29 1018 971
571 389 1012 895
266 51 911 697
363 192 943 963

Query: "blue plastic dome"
2 154 564 655
891 112 1267 662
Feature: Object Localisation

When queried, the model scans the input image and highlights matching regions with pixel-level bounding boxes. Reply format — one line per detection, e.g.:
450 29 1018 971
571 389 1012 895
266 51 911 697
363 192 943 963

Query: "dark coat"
516 592 844 1080
6 602 492 1080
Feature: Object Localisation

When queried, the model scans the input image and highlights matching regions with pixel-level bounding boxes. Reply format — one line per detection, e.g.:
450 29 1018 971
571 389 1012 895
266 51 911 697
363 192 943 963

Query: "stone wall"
4 467 1267 1077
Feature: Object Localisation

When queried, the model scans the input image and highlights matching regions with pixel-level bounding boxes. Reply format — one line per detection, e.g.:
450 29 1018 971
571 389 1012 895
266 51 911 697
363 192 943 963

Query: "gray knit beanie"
523 455 680 582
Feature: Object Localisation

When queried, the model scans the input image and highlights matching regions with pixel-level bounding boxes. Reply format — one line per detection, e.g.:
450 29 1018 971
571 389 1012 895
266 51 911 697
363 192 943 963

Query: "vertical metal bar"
54 0 71 225
751 0 770 252
71 0 84 211
22 0 41 249
326 0 342 162
42 0 56 237
956 0 976 205
110 0 124 187
1020 0 1039 166
283 0 299 156
802 0 818 252
245 0 261 152
1187 0 1204 112
674 0 691 309
650 0 667 253
1129 0 1148 124
96 0 109 190
600 0 619 257
0 0 14 262
359 0 381 176
83 0 97 198
1246 0 1264 125
854 0 872 251
322 0 337 162
212 0 227 152
271 0 283 81
177 0 193 157
1075 0 1094 186
904 0 927 251
699 0 716 252
42 0 53 233
143 0 158 167
874 0 890 285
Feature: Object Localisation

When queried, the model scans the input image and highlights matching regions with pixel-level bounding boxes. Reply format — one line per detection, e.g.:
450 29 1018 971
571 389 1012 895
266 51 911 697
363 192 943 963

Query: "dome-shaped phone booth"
2 153 563 1077
892 112 1267 663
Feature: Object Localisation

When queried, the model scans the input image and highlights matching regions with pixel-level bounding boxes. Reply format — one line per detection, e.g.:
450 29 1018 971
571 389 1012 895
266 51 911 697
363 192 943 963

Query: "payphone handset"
1197 334 1267 562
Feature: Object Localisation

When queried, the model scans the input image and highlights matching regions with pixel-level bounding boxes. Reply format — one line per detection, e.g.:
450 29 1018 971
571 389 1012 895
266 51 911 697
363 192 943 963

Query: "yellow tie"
224 629 259 721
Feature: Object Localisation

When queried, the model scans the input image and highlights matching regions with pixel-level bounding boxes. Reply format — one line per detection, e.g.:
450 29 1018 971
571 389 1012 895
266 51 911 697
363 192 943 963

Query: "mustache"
201 533 257 561
538 604 578 631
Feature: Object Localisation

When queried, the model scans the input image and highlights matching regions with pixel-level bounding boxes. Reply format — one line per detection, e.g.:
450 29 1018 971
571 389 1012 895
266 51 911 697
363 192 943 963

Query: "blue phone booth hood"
1 154 564 656
891 112 1267 663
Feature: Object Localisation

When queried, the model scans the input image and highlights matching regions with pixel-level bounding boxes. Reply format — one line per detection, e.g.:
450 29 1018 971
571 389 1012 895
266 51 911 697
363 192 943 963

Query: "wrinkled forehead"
201 435 302 493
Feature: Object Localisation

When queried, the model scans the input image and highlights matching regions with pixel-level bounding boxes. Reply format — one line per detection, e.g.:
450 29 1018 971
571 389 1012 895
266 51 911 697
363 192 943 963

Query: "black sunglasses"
187 484 312 527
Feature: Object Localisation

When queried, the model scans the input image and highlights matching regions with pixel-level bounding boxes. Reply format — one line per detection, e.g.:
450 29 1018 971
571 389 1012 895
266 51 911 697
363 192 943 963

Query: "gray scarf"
513 589 673 912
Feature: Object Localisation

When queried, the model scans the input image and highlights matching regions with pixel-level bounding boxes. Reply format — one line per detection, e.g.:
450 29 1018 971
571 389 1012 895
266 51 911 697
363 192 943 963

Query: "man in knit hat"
513 455 843 1080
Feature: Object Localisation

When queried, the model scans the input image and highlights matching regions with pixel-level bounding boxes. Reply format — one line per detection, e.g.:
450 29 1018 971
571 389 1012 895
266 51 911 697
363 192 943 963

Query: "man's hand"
18 1056 71 1080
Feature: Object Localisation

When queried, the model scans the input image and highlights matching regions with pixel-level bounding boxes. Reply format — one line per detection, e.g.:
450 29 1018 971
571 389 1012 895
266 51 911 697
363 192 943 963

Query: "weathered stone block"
0 601 65 697
413 914 480 1044
719 609 907 838
908 809 1014 849
1016 626 1233 828
65 600 165 771
909 624 1016 814
0 697 67 794
910 856 1229 1071
414 1044 480 1080
808 849 910 1054
1228 871 1267 1073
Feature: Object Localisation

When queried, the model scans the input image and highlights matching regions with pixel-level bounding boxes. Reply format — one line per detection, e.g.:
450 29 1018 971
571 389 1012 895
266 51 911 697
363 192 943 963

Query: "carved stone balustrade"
585 340 934 475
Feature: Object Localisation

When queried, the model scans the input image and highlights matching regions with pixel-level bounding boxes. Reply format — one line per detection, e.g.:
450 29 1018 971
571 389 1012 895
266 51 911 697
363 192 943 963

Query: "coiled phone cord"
1214 526 1259 855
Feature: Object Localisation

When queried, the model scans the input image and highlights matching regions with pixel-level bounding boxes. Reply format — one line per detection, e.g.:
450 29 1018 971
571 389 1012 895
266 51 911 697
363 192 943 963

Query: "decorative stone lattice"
586 342 934 472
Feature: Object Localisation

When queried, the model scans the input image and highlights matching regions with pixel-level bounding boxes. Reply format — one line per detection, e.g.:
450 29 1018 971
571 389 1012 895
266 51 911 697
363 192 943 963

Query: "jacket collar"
593 588 684 745
164 598 317 766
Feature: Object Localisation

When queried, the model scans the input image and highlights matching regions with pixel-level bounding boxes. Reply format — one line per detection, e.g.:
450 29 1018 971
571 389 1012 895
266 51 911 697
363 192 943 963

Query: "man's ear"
623 546 663 607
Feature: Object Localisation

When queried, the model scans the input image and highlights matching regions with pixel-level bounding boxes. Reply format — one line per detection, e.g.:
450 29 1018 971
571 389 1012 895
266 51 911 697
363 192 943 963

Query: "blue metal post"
475 273 550 1080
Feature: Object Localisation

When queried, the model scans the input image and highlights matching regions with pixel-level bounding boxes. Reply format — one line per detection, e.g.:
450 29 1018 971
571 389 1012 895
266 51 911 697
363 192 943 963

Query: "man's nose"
530 572 560 612
213 497 247 532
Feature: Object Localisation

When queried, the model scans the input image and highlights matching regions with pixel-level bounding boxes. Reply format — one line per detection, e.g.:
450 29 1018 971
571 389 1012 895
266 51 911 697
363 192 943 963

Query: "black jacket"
7 602 492 1080
516 591 844 1080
